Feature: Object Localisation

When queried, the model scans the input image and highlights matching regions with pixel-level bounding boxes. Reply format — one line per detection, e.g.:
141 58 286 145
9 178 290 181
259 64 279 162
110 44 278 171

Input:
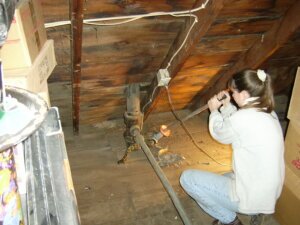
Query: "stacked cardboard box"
3 40 56 106
0 0 56 106
275 67 300 225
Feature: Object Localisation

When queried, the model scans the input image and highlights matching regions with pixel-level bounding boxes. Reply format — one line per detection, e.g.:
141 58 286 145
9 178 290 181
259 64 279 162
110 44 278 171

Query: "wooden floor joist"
191 0 300 108
71 0 84 133
141 0 225 119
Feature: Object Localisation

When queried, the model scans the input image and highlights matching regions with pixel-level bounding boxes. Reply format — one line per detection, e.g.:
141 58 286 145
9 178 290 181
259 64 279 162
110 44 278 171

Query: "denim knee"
180 169 194 189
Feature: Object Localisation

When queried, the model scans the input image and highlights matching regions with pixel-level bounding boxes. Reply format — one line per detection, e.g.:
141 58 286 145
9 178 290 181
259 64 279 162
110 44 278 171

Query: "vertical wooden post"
71 0 83 133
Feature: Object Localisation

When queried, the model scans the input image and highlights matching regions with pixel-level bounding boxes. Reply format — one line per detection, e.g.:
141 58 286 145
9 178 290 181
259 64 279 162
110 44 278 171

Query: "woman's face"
231 89 250 107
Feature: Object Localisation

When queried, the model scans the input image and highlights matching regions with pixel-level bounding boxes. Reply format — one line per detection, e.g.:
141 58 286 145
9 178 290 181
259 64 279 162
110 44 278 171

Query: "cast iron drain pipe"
131 126 192 225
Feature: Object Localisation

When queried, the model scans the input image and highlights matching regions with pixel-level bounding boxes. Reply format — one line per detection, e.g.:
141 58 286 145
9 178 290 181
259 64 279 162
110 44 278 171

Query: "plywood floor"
63 110 281 225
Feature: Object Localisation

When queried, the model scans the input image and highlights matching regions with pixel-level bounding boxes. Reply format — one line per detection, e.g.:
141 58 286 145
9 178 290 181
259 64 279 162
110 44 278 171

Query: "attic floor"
63 110 281 225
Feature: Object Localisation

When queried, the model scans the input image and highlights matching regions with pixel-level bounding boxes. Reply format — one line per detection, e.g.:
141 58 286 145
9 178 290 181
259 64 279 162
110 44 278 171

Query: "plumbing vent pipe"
131 126 192 225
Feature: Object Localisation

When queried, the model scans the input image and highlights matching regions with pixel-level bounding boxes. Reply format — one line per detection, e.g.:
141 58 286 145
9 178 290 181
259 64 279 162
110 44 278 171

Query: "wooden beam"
191 0 300 108
71 0 84 133
141 0 225 119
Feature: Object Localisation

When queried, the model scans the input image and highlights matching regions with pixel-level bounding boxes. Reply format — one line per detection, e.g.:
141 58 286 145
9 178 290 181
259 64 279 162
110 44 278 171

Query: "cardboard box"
288 67 300 122
0 0 47 70
4 40 57 92
285 120 300 177
275 166 300 225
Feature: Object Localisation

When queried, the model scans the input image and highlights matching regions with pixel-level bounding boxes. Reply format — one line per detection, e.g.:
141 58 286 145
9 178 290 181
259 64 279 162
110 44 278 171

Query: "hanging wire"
164 86 229 166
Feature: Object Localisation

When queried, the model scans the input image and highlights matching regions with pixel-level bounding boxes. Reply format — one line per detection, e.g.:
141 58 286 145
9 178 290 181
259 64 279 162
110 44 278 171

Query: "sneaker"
212 217 243 225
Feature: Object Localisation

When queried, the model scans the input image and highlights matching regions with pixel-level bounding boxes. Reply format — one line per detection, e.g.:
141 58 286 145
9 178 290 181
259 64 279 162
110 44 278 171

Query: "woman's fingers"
208 95 222 111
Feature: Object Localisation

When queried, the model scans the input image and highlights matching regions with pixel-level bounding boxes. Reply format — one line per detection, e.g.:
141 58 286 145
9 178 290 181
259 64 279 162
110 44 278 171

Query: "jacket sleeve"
209 109 236 145
220 103 237 118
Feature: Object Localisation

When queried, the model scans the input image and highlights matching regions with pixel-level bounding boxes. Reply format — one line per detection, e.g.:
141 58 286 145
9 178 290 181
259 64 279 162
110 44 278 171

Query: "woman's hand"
217 90 231 107
208 95 222 112
208 90 231 112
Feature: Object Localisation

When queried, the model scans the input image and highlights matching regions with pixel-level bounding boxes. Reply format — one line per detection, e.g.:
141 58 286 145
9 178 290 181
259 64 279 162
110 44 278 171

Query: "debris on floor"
158 152 184 167
147 144 185 167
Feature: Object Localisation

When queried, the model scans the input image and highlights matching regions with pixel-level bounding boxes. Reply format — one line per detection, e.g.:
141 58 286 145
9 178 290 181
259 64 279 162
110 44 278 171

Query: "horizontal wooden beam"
141 0 225 119
191 0 300 108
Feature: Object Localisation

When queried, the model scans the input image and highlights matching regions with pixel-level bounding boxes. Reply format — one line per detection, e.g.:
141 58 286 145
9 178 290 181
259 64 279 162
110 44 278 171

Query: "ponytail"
228 69 274 113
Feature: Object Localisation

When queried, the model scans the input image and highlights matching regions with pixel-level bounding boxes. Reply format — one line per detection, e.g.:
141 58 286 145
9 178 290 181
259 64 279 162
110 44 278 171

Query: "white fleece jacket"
209 103 285 214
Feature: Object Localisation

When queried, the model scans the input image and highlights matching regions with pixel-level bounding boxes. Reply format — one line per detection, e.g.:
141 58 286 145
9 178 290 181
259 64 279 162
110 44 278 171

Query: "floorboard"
63 110 281 225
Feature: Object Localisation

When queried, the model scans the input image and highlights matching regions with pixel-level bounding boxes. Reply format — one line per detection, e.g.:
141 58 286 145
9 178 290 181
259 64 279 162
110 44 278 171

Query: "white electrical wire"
44 0 209 28
45 0 209 71
165 14 198 70
45 0 210 116
142 85 159 113
164 86 229 166
45 20 71 28
83 16 144 26
141 13 198 112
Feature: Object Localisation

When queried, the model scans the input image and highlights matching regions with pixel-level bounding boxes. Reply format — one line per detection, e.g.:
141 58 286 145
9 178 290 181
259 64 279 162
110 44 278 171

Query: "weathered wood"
269 66 298 94
191 0 300 108
153 65 231 111
83 0 195 19
269 41 300 59
141 0 225 119
41 0 294 22
49 65 72 83
263 57 300 68
80 84 127 95
81 19 183 65
72 0 84 133
41 0 300 125
207 16 279 37
194 34 259 54
219 0 296 19
41 0 69 22
175 65 230 78
80 105 125 125
153 102 191 113
48 82 73 127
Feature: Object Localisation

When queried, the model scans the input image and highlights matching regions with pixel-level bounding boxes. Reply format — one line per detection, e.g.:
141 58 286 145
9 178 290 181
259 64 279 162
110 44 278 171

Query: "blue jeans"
180 169 239 224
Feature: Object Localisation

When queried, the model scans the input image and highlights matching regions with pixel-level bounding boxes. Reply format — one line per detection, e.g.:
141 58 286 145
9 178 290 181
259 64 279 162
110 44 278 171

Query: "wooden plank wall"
42 0 299 127
44 0 193 126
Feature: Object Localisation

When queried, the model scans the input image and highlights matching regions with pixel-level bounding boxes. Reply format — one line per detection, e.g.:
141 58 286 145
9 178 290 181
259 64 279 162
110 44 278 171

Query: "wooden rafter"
191 0 300 108
71 0 84 133
141 0 225 119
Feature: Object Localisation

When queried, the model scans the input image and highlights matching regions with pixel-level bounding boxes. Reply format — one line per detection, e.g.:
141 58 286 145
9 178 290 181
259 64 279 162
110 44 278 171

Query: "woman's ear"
240 90 250 100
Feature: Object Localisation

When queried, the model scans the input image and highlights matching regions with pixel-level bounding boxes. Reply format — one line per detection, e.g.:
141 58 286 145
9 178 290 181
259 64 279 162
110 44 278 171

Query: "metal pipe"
132 128 192 225
152 94 227 143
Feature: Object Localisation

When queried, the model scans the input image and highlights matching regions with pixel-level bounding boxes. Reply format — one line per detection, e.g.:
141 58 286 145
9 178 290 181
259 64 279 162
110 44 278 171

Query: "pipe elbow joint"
130 125 140 136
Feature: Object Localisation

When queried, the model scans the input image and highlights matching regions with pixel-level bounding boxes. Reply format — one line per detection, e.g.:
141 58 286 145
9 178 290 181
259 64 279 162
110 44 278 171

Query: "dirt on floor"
63 110 281 225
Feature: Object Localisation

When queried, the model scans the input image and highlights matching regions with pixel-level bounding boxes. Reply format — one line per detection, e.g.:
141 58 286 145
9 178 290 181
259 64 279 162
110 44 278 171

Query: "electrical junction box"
157 69 171 86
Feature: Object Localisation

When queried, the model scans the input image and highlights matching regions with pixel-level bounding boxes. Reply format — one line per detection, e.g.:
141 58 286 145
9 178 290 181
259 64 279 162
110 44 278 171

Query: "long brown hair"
228 69 274 113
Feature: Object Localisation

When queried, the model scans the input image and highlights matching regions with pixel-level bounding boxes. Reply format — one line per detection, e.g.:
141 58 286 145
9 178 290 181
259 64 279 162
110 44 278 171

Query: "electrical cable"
142 85 158 113
45 21 71 28
83 16 144 26
140 13 198 113
83 0 209 25
165 14 198 70
164 86 229 166
44 0 210 28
